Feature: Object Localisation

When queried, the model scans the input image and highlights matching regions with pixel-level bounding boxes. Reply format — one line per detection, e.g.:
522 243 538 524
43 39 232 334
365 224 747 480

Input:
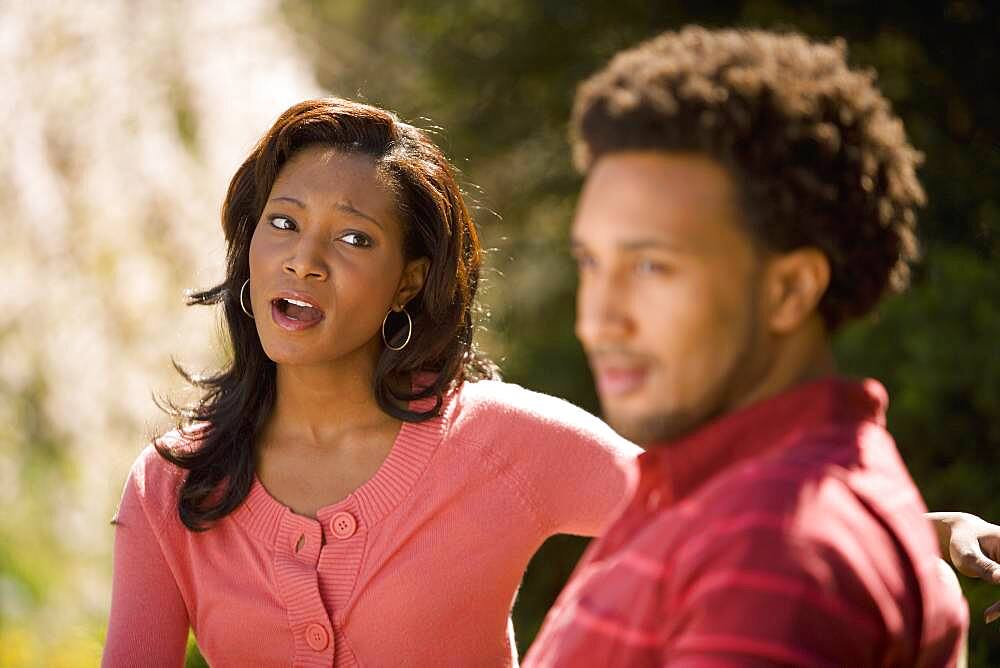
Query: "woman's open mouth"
270 296 325 331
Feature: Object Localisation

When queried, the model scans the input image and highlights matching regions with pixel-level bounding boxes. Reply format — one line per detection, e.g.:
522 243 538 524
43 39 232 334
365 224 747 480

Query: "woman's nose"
282 237 328 281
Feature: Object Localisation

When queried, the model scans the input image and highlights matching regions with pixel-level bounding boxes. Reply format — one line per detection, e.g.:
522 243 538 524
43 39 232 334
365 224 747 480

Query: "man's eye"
573 252 597 270
635 259 666 274
269 216 295 231
340 232 373 248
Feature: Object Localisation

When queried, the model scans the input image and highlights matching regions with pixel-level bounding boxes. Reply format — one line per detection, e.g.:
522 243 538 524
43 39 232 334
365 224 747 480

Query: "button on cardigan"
102 380 641 667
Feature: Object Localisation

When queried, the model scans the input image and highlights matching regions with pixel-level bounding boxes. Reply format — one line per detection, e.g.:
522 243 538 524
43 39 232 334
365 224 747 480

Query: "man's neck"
729 316 837 416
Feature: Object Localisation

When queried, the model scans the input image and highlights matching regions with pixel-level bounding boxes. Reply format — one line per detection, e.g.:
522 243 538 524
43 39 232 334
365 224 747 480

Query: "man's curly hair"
572 27 923 330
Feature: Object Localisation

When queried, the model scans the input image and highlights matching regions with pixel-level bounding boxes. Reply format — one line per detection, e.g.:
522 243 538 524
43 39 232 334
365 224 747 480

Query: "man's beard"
603 405 706 446
601 316 765 447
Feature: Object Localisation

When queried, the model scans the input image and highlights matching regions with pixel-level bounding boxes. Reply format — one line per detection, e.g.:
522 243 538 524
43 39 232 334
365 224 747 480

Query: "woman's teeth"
274 297 323 323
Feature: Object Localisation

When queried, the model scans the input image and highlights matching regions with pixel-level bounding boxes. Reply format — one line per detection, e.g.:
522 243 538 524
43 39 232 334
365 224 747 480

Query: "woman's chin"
259 342 328 367
259 332 383 371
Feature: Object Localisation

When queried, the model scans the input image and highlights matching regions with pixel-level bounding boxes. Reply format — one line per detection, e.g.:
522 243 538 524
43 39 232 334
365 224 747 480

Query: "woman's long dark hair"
156 98 498 531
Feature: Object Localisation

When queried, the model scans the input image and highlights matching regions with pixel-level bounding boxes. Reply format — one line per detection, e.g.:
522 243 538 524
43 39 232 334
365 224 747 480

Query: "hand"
927 512 1000 623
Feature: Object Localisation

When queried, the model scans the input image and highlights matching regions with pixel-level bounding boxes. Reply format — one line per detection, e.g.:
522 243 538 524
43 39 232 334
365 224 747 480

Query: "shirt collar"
639 376 888 504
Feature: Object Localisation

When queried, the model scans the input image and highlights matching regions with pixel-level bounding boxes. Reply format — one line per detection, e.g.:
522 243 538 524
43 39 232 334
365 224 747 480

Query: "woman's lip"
594 367 649 398
270 301 324 332
271 290 324 313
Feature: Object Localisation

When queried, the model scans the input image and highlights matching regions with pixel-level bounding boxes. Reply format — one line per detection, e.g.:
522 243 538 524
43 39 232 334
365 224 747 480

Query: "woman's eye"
340 232 373 248
269 216 295 231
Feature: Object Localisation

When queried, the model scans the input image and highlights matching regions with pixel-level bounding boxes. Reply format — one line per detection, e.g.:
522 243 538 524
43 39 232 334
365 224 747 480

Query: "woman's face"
247 145 427 369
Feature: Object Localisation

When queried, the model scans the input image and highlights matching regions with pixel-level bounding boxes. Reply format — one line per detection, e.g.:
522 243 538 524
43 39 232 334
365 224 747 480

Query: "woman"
102 98 639 667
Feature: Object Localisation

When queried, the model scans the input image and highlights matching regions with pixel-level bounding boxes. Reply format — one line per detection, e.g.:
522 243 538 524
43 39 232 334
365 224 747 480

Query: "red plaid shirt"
526 378 967 667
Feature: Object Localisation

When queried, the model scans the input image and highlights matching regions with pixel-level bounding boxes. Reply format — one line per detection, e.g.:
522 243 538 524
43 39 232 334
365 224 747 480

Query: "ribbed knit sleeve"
102 446 190 668
454 381 641 539
527 396 640 538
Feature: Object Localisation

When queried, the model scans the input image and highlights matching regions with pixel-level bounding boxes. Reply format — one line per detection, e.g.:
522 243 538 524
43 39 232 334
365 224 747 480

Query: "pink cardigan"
102 380 640 667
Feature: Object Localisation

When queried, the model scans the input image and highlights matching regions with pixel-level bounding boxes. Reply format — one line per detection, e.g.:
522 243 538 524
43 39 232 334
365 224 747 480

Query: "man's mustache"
585 347 657 366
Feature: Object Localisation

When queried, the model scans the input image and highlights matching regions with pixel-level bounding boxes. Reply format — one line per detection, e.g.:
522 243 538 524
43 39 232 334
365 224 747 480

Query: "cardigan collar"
232 377 453 545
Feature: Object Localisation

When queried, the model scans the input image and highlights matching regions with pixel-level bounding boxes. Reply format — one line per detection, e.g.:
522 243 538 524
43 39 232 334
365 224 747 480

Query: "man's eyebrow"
570 237 686 252
618 239 685 252
267 196 383 229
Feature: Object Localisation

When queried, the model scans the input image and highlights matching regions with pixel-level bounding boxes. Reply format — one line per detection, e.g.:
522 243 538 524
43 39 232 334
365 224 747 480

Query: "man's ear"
394 256 430 309
763 247 831 334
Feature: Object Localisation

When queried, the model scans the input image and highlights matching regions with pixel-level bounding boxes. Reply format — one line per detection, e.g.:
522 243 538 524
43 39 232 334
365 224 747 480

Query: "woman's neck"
263 353 397 450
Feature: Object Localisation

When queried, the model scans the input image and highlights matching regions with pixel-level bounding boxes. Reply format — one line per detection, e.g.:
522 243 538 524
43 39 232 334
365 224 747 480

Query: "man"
525 27 969 665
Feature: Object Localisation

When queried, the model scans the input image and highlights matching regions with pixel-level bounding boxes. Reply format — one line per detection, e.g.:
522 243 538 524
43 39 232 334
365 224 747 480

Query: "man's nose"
575 268 634 347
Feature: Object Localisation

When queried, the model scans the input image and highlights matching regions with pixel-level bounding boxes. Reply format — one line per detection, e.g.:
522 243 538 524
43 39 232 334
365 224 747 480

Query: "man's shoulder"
693 439 851 515
649 424 965 666
677 425 931 567
661 424 942 604
699 418 910 512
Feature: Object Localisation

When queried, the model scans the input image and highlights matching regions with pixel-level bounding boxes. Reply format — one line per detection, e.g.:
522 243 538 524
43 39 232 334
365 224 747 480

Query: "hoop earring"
239 279 254 319
382 307 412 351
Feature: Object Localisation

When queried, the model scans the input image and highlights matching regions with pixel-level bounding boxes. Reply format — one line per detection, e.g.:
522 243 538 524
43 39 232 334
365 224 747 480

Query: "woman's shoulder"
451 379 636 449
447 379 640 537
453 378 584 422
123 424 206 513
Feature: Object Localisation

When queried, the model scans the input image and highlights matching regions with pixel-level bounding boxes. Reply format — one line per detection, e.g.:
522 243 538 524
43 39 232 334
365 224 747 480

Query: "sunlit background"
2 1 998 666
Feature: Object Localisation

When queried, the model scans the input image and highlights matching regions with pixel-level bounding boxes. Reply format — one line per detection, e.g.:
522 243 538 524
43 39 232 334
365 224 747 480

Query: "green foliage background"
284 0 1000 662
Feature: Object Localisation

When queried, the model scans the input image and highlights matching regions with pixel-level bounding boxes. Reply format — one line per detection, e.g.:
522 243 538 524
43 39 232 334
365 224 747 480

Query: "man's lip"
592 364 650 398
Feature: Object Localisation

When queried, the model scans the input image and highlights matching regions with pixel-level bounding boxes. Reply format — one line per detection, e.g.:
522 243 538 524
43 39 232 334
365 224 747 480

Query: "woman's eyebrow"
334 201 383 229
269 195 306 209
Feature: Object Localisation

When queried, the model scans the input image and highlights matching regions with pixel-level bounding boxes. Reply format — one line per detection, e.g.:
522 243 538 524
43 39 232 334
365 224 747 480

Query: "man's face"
573 152 771 444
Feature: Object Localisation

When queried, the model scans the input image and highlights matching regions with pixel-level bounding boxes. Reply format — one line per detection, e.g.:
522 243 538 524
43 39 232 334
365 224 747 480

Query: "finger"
985 600 1000 625
981 537 1000 563
955 550 1000 583
979 558 1000 585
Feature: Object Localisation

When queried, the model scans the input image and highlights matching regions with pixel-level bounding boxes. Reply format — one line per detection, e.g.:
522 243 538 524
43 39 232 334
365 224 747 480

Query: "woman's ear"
394 256 430 309
763 247 831 334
